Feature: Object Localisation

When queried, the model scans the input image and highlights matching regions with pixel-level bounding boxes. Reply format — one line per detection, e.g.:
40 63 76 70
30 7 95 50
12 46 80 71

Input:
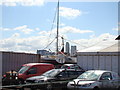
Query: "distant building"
65 42 70 54
37 50 55 56
71 46 77 56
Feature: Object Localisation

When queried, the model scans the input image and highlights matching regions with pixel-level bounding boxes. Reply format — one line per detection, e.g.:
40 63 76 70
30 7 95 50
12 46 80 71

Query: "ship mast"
56 0 59 55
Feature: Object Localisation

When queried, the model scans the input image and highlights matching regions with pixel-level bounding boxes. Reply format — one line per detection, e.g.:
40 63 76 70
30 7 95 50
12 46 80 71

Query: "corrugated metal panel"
112 55 118 73
82 56 88 70
105 55 112 71
77 56 83 69
0 52 2 85
2 51 41 75
119 55 120 75
77 52 119 75
87 56 93 70
99 54 105 70
93 56 99 70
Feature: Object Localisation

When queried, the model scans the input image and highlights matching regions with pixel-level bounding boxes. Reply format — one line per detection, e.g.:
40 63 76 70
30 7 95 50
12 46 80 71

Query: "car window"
58 71 68 78
70 65 75 69
27 67 37 74
61 65 69 69
77 71 84 75
74 65 80 70
68 71 79 78
61 64 84 71
18 66 30 74
68 71 75 77
42 69 61 77
100 72 112 80
69 65 79 69
77 71 101 80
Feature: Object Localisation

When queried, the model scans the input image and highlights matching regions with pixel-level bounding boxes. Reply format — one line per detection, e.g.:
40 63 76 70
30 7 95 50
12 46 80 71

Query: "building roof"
79 41 119 52
99 43 119 52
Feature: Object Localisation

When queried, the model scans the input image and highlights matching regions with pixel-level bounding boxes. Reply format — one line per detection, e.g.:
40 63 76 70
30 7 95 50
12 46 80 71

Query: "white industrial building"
77 42 120 75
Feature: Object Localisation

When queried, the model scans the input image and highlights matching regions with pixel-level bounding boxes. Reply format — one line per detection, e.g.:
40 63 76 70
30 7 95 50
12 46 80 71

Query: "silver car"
61 64 84 71
67 70 120 90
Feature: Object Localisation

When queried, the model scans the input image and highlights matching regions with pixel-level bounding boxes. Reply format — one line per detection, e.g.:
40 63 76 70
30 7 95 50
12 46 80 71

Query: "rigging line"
67 40 87 48
81 40 102 48
59 35 102 49
46 2 58 47
58 35 88 48
43 37 56 50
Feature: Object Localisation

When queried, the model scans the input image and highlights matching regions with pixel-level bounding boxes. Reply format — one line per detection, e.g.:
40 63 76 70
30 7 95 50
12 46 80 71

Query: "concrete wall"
1 51 41 75
77 52 120 75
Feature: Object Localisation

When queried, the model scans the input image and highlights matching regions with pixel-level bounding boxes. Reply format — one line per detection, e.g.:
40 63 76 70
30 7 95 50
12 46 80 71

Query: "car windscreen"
42 69 61 77
61 65 69 69
77 71 101 80
18 66 30 74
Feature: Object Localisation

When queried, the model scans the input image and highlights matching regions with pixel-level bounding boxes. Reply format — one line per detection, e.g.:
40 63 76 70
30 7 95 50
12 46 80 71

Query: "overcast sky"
0 0 119 53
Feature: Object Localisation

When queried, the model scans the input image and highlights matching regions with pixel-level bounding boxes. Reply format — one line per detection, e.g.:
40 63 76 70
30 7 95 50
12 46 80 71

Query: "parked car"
18 63 54 83
25 69 85 90
2 70 19 85
67 70 120 90
61 64 84 71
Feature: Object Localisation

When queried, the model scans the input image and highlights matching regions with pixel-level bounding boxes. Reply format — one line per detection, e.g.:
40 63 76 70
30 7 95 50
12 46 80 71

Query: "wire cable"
43 37 56 50
58 35 88 48
58 35 102 49
45 3 58 50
